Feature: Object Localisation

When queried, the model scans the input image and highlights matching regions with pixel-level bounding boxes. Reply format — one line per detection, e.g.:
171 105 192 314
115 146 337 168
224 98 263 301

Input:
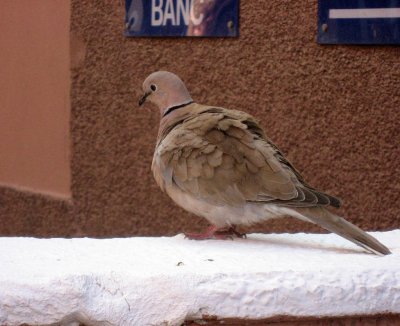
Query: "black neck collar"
163 101 193 117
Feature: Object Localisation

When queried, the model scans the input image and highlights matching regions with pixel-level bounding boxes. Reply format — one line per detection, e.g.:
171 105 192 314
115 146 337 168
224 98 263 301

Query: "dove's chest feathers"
151 104 232 223
152 105 195 192
152 103 239 189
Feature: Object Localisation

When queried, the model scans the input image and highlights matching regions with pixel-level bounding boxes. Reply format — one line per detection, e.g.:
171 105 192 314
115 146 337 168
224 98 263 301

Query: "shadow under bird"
139 71 391 256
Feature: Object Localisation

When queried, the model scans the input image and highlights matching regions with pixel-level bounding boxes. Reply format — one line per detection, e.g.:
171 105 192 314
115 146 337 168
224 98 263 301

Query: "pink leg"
184 225 247 240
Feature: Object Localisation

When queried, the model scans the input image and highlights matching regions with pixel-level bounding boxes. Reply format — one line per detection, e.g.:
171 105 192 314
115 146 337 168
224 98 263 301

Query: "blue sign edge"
124 0 240 38
317 0 400 45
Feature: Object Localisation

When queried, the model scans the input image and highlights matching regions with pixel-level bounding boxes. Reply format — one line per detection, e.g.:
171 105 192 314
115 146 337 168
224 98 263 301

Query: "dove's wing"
154 105 340 208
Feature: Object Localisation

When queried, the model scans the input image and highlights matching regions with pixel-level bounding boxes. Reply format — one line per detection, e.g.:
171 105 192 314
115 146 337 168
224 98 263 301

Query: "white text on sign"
151 0 205 26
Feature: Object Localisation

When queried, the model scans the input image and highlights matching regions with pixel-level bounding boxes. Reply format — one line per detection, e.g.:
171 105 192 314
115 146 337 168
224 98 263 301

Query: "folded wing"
154 105 341 208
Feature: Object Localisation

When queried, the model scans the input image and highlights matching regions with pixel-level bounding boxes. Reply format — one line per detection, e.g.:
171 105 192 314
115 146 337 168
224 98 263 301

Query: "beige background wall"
0 1 399 238
0 0 71 198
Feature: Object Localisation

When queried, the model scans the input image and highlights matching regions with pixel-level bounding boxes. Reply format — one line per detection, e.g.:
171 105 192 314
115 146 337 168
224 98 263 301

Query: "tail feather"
293 207 391 256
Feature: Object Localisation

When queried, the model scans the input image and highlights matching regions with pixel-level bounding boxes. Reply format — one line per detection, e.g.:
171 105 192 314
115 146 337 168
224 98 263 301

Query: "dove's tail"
291 207 391 256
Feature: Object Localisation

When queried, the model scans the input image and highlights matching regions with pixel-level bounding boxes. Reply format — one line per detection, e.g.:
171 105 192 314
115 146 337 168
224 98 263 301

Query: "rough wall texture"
1 0 399 237
186 314 400 325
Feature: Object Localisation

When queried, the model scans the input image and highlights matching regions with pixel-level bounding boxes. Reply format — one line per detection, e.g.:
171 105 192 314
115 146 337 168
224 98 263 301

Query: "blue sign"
125 0 239 37
318 0 400 44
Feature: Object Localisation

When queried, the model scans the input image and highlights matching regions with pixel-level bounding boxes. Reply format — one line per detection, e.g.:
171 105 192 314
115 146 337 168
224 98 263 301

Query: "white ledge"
1 230 399 326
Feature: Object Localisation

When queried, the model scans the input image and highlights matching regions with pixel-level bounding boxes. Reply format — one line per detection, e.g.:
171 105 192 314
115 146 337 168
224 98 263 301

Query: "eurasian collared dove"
139 71 391 256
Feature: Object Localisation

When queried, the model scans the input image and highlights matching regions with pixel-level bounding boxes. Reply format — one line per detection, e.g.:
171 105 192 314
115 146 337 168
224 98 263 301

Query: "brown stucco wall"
186 314 400 325
0 1 399 237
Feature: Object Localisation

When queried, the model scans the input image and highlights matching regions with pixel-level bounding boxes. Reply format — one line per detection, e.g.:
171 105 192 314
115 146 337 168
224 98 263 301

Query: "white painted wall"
0 231 399 325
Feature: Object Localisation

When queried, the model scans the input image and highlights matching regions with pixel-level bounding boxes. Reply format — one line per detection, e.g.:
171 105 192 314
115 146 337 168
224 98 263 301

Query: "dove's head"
139 71 193 115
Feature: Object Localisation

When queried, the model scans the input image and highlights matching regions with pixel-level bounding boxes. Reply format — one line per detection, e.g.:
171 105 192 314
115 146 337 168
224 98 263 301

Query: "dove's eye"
150 84 157 91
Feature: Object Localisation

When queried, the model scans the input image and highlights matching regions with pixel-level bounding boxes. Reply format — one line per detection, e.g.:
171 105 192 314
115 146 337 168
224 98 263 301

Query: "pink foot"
184 225 247 240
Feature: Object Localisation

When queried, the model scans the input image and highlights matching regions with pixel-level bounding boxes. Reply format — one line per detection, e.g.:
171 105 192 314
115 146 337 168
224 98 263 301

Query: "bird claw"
184 225 246 240
229 226 247 239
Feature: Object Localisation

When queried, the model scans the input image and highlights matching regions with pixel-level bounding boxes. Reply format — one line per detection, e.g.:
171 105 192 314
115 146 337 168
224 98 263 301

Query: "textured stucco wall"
0 0 399 237
186 314 400 325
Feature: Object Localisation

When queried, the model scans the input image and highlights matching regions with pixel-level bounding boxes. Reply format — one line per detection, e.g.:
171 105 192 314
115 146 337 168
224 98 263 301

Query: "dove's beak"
139 92 150 106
